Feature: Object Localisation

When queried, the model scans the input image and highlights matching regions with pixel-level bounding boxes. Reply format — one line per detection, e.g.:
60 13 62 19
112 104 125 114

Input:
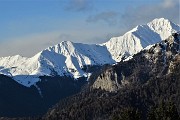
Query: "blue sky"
0 0 179 57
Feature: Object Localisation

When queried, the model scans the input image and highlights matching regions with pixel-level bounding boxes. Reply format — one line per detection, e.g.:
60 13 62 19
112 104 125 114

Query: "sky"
0 0 179 57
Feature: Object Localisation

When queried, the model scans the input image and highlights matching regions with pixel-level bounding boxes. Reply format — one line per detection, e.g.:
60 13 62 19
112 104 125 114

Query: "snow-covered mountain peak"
44 41 74 53
60 40 74 45
149 18 171 24
103 18 180 61
147 18 179 40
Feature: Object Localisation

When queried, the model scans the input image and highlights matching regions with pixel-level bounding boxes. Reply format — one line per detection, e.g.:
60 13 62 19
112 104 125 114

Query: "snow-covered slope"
0 18 179 87
103 18 180 61
0 41 115 87
38 41 115 78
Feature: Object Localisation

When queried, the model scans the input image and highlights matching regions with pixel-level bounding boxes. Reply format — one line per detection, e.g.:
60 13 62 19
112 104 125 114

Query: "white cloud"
162 0 177 8
120 0 179 29
65 0 93 12
86 11 119 25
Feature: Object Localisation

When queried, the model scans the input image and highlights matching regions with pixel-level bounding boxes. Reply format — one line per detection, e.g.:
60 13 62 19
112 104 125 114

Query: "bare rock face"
92 68 121 92
92 66 130 92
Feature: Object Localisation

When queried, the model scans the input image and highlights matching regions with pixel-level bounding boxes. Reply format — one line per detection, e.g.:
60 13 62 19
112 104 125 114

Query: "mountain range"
0 18 179 87
0 18 179 118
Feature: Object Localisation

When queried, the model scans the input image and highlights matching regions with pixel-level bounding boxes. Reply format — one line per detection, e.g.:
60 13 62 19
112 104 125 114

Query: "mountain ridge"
0 18 179 87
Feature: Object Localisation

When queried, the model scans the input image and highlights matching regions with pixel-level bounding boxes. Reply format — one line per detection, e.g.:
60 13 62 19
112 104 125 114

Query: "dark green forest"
44 57 180 120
